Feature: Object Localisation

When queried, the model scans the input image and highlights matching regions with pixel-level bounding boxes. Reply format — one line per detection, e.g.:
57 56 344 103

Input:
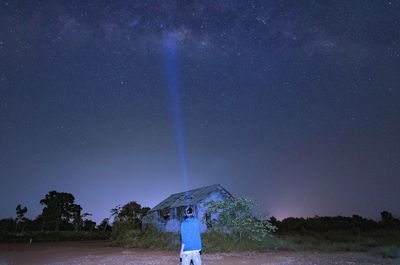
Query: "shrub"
111 225 179 250
0 231 109 243
203 197 277 242
201 230 290 252
377 246 400 259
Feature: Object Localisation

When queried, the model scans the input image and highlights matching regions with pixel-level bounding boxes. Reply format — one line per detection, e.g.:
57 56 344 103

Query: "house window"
205 212 211 222
161 208 170 220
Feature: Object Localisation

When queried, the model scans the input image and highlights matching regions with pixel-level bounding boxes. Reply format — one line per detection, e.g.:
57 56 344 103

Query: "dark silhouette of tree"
110 205 121 222
70 203 92 232
117 201 149 229
15 204 28 232
39 191 81 231
70 203 83 231
111 201 150 231
0 218 15 232
379 210 400 229
98 218 111 232
269 216 279 227
82 220 96 231
142 207 150 216
276 214 383 233
381 211 394 222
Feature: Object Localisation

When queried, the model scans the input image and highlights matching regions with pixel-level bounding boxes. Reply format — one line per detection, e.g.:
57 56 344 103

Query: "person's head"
185 206 194 218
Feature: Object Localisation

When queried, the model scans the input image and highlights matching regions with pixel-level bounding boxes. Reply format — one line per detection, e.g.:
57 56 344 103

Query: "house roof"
150 184 232 212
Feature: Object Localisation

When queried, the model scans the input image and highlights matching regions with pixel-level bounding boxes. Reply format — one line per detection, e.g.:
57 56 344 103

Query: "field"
0 241 398 265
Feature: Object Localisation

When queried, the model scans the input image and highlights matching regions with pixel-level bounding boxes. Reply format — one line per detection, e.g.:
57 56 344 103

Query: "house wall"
145 191 229 233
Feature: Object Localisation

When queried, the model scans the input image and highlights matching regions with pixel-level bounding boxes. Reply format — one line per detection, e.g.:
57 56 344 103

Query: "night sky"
1 1 400 223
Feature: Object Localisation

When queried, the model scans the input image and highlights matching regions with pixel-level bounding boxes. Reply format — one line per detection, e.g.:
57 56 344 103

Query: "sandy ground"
0 241 397 265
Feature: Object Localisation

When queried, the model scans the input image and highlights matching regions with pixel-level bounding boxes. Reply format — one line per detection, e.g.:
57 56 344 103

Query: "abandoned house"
143 184 233 232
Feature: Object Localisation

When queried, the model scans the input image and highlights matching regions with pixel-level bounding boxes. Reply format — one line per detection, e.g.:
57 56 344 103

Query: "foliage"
377 246 400 259
15 204 27 222
277 229 400 252
15 204 28 232
111 224 179 250
112 201 150 230
97 218 112 232
0 218 15 233
0 231 110 243
110 205 121 221
111 220 139 240
202 231 267 252
82 220 96 231
119 201 147 220
39 191 82 231
3 188 400 252
107 221 400 253
274 212 400 233
203 197 277 241
110 201 152 246
379 211 400 229
70 204 92 231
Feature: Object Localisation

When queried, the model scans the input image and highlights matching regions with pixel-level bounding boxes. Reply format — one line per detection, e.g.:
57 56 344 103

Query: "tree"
110 201 150 239
380 210 400 229
70 203 83 231
110 205 121 222
98 218 112 232
69 203 92 232
82 219 96 231
204 197 277 241
0 218 15 232
116 201 149 229
118 201 141 222
39 191 81 231
15 204 28 232
269 216 279 227
381 211 394 222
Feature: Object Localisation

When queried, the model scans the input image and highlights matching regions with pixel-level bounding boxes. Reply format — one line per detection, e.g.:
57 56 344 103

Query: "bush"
110 218 400 253
204 197 277 242
202 231 288 252
0 231 109 243
112 227 287 252
111 225 179 250
377 246 400 259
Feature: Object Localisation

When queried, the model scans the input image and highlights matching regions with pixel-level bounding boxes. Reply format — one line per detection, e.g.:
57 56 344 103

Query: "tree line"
269 211 400 233
0 190 149 234
2 190 399 235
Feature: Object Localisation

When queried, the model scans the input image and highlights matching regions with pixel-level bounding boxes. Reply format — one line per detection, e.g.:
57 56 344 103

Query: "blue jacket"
181 218 202 251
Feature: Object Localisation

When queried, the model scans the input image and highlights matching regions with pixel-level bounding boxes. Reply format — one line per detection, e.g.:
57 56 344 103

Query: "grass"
125 229 399 255
0 231 110 243
3 226 399 261
111 227 180 250
278 230 400 252
376 246 400 259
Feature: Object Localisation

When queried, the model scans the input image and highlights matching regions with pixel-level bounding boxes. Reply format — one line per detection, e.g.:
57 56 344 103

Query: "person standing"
180 206 202 265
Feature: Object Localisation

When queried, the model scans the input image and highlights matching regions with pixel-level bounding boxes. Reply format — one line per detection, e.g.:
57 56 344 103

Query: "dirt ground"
0 241 397 265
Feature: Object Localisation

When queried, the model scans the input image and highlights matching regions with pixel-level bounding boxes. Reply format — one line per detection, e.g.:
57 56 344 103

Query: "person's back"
180 207 202 265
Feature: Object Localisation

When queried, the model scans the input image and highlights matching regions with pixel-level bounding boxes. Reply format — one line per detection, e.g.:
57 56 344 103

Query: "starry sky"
1 1 400 223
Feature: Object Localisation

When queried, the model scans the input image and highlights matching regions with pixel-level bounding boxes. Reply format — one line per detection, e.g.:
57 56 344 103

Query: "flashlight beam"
163 35 190 202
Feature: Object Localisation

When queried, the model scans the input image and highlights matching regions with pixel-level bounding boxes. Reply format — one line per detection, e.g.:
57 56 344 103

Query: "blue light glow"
163 34 190 203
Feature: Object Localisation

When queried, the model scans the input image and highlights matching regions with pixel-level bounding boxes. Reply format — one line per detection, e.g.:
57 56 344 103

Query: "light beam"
163 34 190 205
